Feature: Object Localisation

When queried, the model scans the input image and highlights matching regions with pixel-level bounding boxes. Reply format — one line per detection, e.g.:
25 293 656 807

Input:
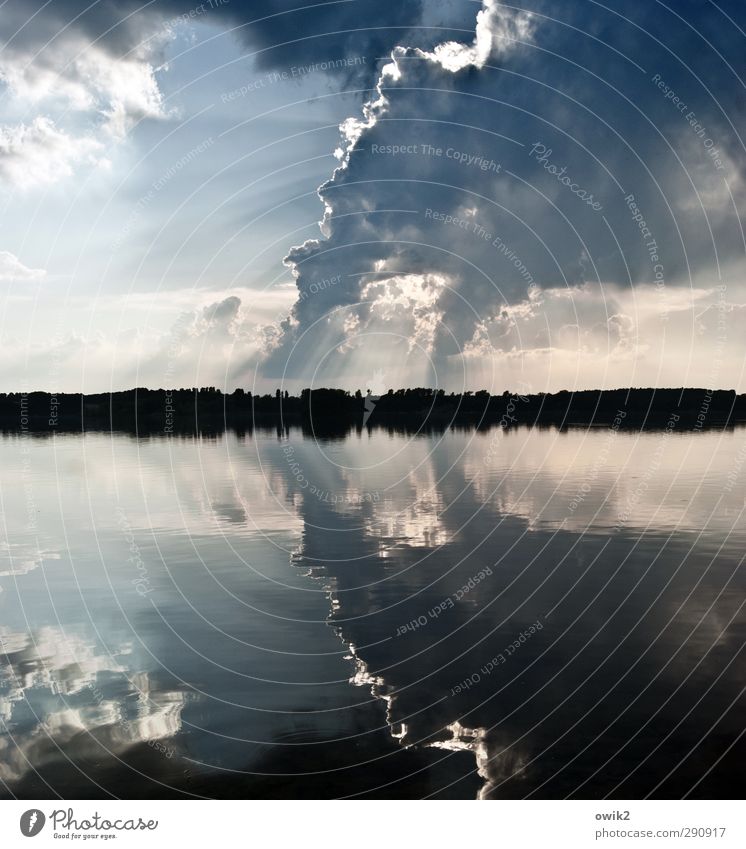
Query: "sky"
1 0 744 394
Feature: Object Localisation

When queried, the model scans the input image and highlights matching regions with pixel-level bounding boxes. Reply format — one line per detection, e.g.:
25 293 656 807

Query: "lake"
0 425 744 799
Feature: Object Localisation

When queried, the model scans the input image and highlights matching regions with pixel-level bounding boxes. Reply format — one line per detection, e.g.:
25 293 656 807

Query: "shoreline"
2 386 743 435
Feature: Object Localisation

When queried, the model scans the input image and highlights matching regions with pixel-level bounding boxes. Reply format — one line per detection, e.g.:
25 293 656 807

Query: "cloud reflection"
0 626 187 785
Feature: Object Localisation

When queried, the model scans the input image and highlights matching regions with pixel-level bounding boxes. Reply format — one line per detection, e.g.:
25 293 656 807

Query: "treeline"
2 386 744 435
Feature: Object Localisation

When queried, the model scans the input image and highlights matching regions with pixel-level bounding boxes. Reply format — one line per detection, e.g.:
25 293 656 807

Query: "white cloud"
0 287 300 391
427 0 535 71
0 116 103 189
0 15 171 190
75 46 170 139
0 250 46 281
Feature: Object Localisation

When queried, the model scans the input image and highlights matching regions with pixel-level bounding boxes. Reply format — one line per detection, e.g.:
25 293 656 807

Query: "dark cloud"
219 0 426 86
0 0 162 55
212 0 484 87
2 0 470 81
260 0 746 382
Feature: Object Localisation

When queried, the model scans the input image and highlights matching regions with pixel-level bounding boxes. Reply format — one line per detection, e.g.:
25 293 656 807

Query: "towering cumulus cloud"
263 0 746 391
263 0 538 388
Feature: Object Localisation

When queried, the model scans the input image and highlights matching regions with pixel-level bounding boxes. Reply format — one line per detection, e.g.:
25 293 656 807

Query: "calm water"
0 425 744 799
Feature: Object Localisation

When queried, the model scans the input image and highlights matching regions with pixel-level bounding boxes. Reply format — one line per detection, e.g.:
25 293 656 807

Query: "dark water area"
0 426 744 799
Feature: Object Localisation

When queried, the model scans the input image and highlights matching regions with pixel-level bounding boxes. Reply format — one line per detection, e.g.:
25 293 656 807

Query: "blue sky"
1 0 745 393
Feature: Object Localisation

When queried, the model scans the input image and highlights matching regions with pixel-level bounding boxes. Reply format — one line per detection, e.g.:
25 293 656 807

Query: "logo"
363 369 387 426
20 810 45 837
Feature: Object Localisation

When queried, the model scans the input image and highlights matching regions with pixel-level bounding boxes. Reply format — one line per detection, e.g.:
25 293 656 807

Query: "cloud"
2 0 745 392
1 0 471 104
0 1 173 190
214 0 464 87
0 289 297 391
426 0 535 71
0 251 45 282
0 0 516 193
262 0 540 380
0 117 104 189
259 0 746 387
0 34 169 136
0 624 186 786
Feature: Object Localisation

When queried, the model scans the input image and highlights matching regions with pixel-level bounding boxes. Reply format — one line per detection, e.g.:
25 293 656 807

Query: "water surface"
0 425 743 798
